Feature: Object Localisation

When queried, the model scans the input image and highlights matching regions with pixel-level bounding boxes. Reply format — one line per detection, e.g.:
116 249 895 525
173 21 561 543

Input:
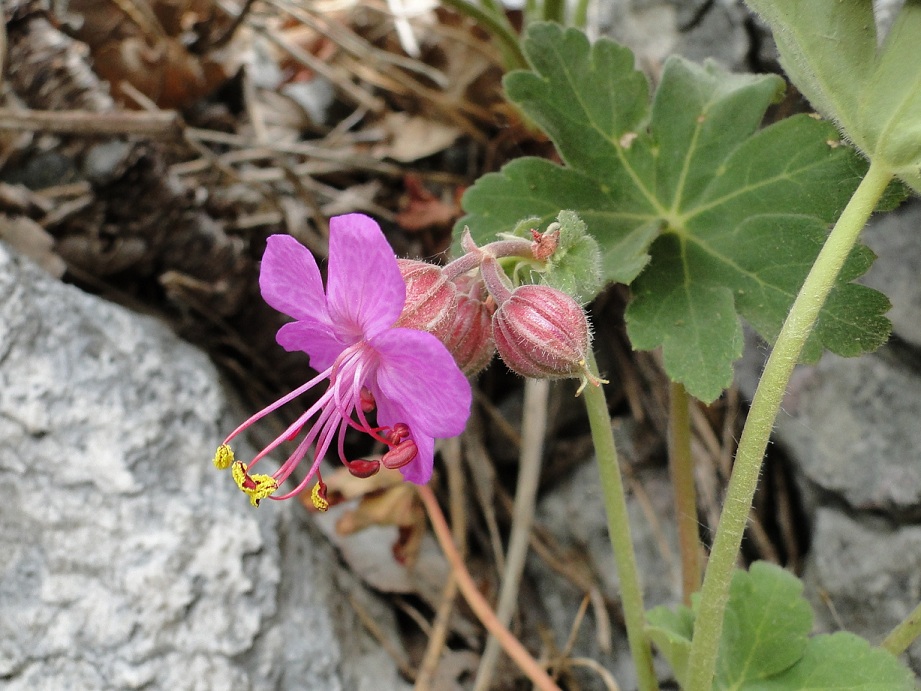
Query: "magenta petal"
372 328 471 438
260 235 329 322
373 390 435 484
326 214 405 338
276 322 346 371
400 433 434 484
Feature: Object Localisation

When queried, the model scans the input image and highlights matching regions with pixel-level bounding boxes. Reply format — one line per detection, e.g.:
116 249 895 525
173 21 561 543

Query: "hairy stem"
543 0 565 23
685 160 894 690
882 599 921 656
668 381 701 604
583 350 659 691
572 0 591 28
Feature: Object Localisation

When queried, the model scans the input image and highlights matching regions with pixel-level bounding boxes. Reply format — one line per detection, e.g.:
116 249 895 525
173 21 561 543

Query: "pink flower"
216 214 471 505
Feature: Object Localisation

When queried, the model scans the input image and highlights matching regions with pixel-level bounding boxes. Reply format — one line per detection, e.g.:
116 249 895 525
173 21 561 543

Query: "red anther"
241 473 258 490
345 458 382 479
385 423 410 445
360 387 376 413
381 439 418 469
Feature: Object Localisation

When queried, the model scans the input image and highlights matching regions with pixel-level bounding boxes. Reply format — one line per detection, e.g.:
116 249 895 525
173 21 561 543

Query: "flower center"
216 340 417 506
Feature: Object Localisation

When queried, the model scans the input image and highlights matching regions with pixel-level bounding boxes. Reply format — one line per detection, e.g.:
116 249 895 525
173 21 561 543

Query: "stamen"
230 461 278 507
385 423 410 445
360 387 376 413
381 439 418 469
345 458 381 478
213 444 234 470
222 366 332 445
310 478 329 512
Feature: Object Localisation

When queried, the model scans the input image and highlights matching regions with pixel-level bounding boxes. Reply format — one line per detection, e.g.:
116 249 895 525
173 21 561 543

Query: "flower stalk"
668 381 701 604
882 599 921 656
583 349 658 691
685 160 894 690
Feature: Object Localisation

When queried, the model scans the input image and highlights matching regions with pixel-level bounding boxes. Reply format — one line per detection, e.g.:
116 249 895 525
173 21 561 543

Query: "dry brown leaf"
307 467 450 596
372 112 460 163
0 214 66 277
67 0 233 108
395 174 461 232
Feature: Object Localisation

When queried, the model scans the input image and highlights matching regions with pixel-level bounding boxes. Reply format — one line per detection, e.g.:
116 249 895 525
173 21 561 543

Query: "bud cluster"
395 223 603 391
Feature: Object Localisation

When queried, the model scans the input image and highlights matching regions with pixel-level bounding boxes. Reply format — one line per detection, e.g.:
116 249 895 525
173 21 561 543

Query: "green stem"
439 0 528 70
542 0 565 23
668 381 701 605
882 599 921 656
583 350 659 691
572 0 591 28
684 160 894 690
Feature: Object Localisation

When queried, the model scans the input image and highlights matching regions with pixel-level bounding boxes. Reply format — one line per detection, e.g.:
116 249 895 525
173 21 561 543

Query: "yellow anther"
311 482 329 512
213 444 235 470
230 460 278 507
245 475 278 507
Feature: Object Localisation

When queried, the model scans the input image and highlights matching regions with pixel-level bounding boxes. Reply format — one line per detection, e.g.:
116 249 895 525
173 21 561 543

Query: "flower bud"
493 284 592 381
442 286 496 375
395 259 457 341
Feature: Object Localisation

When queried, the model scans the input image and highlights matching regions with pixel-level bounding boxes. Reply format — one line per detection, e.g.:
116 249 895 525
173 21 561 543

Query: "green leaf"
744 0 876 152
535 210 603 302
458 157 659 285
748 0 921 193
861 2 921 190
647 564 917 690
747 633 919 691
646 604 695 688
457 23 888 401
717 562 813 687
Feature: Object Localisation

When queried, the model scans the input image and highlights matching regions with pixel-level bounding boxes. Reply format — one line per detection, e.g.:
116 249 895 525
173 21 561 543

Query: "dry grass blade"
474 377 549 691
0 108 183 137
249 17 384 112
414 436 464 690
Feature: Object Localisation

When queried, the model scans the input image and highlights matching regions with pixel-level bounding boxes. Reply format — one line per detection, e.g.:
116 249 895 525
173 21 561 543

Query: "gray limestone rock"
775 349 921 518
0 242 408 690
594 0 752 72
734 199 921 677
861 201 921 351
530 433 682 689
802 508 921 671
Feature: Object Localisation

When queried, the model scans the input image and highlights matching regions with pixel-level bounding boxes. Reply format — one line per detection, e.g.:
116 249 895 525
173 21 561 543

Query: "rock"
774 349 921 518
733 200 921 674
595 0 752 72
860 200 921 350
529 426 682 689
0 242 409 690
802 508 921 671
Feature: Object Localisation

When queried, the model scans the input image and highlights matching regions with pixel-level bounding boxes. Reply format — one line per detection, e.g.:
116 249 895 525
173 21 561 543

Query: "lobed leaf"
646 563 917 690
646 604 695 688
716 562 812 686
746 633 919 691
457 23 889 401
748 0 921 193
